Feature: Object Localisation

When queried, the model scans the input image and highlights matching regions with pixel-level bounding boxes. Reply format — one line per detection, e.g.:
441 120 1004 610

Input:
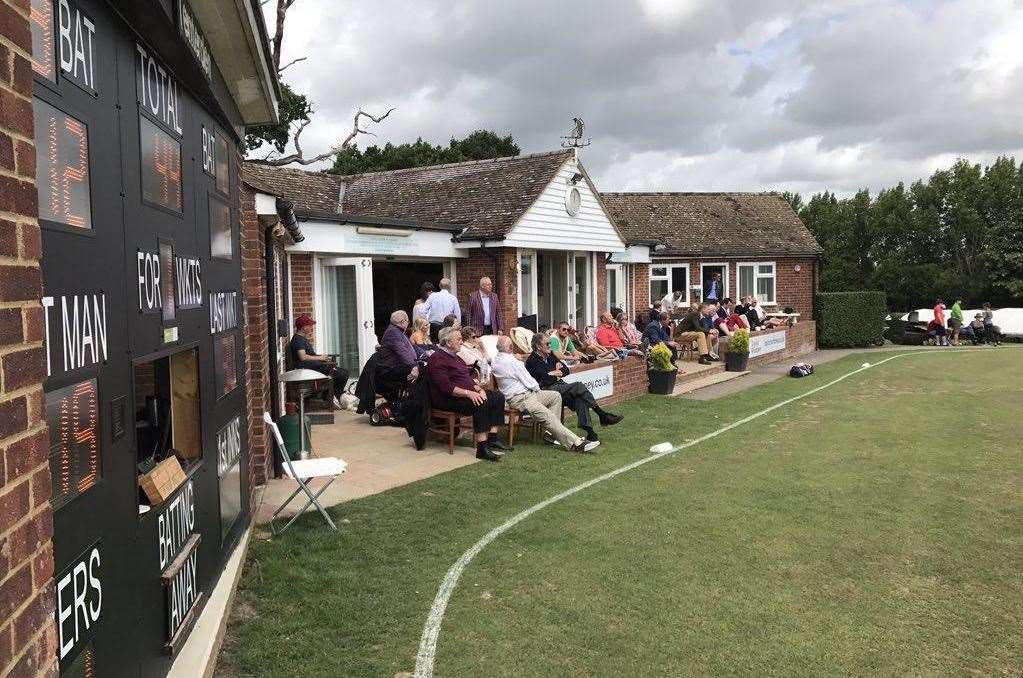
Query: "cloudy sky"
265 0 1023 197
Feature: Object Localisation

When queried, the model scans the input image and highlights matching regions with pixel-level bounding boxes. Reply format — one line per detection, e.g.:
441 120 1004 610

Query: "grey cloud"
266 0 1023 196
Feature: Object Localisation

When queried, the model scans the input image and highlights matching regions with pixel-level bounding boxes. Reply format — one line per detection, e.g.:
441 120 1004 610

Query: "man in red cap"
289 313 349 408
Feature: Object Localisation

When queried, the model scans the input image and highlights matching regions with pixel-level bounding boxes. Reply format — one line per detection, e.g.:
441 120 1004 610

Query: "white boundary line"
413 349 992 677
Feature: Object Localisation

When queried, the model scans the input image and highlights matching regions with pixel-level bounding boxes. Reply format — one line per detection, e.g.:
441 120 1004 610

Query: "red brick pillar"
289 253 313 320
0 1 59 674
240 186 271 491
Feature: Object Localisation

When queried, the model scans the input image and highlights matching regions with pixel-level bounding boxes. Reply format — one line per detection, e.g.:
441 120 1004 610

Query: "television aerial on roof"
561 117 592 148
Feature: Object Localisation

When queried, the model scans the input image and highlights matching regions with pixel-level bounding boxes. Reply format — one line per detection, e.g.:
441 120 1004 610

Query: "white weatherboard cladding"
501 160 625 252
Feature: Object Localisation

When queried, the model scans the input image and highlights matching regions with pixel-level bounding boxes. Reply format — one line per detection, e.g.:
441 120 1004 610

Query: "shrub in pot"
725 329 750 372
647 342 677 394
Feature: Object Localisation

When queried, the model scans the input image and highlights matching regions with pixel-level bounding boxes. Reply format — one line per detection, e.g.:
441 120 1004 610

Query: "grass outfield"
218 350 1023 677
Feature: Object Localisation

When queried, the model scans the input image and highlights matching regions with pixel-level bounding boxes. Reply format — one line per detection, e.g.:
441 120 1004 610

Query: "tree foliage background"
785 156 1023 310
329 130 520 175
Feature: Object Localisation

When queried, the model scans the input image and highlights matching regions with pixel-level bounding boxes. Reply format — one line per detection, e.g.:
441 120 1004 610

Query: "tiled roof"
242 150 574 239
600 192 822 257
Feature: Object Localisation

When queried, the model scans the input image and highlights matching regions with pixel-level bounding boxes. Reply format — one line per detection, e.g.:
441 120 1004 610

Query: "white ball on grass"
862 362 871 368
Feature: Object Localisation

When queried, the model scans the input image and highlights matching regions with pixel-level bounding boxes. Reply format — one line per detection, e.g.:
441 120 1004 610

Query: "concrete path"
254 411 478 524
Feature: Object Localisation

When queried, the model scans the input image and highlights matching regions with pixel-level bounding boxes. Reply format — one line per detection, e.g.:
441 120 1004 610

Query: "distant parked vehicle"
887 307 1021 343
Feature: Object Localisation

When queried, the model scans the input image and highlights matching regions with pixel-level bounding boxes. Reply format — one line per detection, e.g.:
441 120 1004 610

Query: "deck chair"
263 412 347 534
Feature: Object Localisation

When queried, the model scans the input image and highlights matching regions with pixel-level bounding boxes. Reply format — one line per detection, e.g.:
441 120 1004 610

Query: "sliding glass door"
317 257 376 375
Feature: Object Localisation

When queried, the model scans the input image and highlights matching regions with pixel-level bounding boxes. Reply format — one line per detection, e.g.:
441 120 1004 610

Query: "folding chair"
263 412 347 534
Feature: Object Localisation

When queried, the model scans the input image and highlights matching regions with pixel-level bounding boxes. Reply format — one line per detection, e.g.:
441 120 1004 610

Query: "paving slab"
254 411 477 524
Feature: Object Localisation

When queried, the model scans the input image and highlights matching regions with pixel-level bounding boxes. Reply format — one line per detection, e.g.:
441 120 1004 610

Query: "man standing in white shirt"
491 336 599 453
421 278 461 342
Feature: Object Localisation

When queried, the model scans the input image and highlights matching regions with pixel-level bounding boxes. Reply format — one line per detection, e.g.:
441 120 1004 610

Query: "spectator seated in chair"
457 325 491 382
712 298 749 337
409 316 434 357
550 322 590 364
966 313 986 345
288 313 349 409
375 310 420 399
643 312 681 363
596 312 644 359
676 304 720 365
579 325 619 361
525 332 622 443
615 311 643 350
491 336 599 453
426 326 510 462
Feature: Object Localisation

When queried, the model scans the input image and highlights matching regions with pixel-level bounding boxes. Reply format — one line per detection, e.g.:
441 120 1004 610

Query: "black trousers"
432 390 505 433
376 364 412 401
546 381 598 428
429 322 443 343
482 324 494 335
302 363 349 399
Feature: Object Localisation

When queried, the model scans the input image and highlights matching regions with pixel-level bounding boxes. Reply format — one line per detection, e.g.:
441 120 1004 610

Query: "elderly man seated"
677 304 719 364
525 333 622 443
644 311 680 361
492 336 599 453
427 326 510 462
375 310 419 398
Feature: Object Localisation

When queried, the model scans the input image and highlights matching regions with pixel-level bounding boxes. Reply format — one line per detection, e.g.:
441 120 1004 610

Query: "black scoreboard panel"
32 0 251 675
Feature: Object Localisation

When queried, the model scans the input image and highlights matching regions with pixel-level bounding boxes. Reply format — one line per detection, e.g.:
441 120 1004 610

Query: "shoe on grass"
476 448 503 462
489 439 514 452
600 412 623 426
572 440 600 453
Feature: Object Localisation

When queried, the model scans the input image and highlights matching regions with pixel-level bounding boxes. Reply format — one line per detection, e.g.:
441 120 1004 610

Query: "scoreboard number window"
141 115 183 212
209 197 232 258
214 132 229 195
34 98 92 230
47 378 100 510
30 0 56 81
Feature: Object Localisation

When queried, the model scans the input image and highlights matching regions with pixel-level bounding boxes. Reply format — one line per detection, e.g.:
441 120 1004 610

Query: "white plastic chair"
263 412 347 534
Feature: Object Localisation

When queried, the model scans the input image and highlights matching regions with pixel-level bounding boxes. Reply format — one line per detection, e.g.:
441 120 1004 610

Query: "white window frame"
700 262 729 302
649 263 690 305
517 249 538 319
606 263 625 313
737 261 777 306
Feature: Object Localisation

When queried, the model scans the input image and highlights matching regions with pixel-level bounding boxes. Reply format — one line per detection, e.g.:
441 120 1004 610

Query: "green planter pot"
648 369 677 395
725 351 749 372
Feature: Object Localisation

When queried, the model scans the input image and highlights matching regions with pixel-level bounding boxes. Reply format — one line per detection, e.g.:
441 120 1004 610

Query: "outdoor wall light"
794 264 802 272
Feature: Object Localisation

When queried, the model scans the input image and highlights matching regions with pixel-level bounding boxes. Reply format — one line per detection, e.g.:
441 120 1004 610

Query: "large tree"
330 130 520 175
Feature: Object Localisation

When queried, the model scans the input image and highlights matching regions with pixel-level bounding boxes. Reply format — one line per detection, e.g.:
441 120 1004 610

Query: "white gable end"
501 156 626 252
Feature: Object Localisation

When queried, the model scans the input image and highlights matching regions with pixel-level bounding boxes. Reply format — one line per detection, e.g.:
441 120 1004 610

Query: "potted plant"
647 342 678 395
725 329 750 372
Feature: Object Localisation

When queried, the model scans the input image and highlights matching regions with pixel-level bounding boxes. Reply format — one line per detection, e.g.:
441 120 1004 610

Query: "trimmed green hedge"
817 291 887 348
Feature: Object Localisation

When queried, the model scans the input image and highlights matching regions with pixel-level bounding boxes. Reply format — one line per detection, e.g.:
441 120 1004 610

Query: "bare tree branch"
278 56 307 73
251 107 396 166
271 0 299 73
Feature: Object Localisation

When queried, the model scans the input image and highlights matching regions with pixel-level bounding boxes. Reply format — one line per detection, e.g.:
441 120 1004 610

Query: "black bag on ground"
789 362 815 378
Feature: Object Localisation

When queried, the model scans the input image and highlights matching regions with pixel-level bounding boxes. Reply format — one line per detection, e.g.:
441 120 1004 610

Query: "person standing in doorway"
421 277 461 343
467 276 502 335
706 272 722 302
412 282 434 321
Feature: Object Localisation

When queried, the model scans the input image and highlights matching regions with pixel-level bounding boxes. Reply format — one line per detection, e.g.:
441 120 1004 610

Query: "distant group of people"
928 298 1001 346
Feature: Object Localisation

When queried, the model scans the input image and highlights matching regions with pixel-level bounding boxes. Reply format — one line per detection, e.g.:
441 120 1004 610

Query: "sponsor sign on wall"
749 331 787 358
561 364 614 400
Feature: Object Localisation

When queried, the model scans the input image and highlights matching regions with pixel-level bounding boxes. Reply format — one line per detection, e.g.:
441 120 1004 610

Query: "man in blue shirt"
644 312 679 360
705 272 722 302
421 278 461 342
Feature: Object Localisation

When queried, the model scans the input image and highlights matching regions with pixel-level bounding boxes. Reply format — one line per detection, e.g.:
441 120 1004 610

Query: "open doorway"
372 260 444 338
701 263 728 303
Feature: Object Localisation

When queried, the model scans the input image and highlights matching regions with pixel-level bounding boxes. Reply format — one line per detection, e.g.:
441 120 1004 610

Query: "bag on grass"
789 362 815 378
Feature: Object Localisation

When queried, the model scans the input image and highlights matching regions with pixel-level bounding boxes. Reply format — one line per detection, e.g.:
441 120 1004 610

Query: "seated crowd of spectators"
301 276 801 461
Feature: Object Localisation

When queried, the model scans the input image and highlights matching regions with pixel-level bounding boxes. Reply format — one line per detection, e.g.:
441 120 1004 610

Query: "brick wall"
455 247 517 333
0 1 59 675
631 263 649 323
290 252 312 322
240 186 272 491
718 321 818 368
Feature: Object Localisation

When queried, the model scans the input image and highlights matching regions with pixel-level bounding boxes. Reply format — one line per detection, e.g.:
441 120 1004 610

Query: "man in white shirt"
421 278 461 342
660 290 684 316
491 336 599 453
